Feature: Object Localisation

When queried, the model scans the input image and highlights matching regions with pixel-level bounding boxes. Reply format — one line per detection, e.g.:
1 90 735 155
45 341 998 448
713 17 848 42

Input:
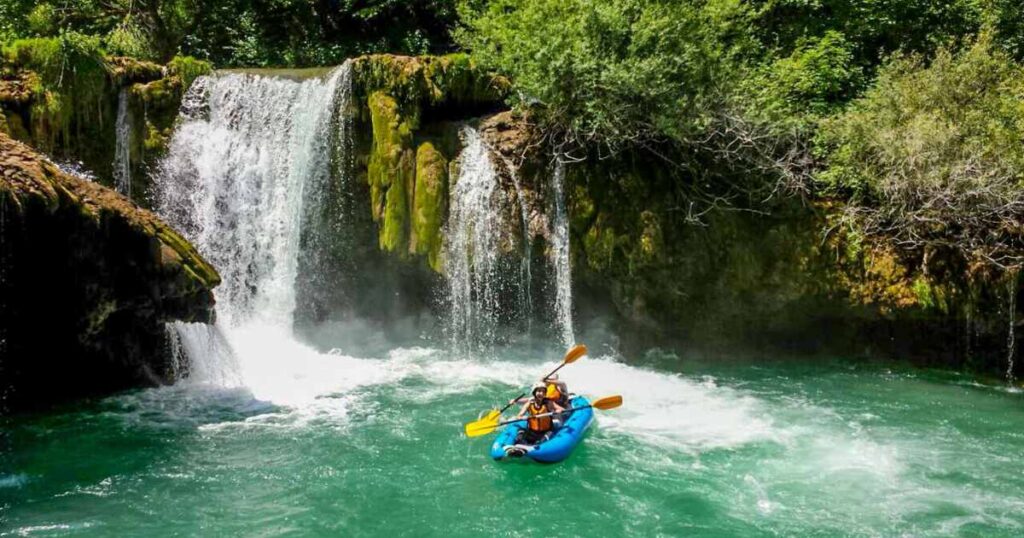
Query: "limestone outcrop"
0 133 219 411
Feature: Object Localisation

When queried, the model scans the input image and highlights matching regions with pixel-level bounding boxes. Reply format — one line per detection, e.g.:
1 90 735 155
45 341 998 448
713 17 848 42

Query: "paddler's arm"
549 400 566 413
516 402 530 418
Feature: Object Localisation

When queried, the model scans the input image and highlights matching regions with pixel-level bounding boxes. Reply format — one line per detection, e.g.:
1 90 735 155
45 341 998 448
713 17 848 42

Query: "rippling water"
4 350 1023 537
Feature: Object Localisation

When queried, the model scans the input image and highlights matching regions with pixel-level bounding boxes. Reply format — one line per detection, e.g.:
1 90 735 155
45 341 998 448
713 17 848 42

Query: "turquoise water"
4 347 1024 537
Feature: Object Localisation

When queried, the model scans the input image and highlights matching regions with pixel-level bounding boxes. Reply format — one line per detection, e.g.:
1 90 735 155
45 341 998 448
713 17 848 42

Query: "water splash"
156 64 354 392
445 127 506 352
549 159 574 346
113 88 132 197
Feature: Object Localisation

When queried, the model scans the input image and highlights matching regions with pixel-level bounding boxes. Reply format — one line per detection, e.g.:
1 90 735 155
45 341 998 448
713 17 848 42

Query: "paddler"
515 384 566 444
543 373 570 408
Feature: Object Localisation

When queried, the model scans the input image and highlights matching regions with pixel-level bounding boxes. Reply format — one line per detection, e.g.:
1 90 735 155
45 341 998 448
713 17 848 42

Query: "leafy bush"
26 4 58 37
741 31 862 129
456 0 757 149
817 33 1024 267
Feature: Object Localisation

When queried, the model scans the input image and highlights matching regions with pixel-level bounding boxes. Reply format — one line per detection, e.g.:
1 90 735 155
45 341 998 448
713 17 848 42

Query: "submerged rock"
0 133 219 411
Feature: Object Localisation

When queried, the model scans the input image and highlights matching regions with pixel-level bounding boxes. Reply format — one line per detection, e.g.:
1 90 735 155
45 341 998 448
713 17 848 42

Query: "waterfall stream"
1007 270 1018 383
550 159 575 345
113 88 132 197
156 64 353 391
444 127 507 352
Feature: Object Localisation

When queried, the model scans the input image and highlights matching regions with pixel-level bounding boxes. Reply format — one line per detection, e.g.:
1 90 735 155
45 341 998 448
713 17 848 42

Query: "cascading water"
112 88 132 197
155 64 361 401
445 127 506 351
505 162 534 331
1007 270 1018 384
549 159 575 345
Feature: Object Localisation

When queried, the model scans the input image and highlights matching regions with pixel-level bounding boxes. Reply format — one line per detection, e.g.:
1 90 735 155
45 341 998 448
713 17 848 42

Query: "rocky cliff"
0 133 219 411
5 50 1013 381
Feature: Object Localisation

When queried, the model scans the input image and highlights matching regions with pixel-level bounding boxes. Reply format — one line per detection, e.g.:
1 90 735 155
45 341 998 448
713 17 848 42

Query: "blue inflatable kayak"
490 396 594 463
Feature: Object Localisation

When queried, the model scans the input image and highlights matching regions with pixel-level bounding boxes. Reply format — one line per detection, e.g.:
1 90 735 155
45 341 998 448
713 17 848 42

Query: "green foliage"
742 30 862 128
1 32 109 152
26 4 58 37
105 18 157 60
457 0 757 148
1 0 460 66
817 33 1024 198
167 55 212 89
817 33 1024 264
749 0 989 66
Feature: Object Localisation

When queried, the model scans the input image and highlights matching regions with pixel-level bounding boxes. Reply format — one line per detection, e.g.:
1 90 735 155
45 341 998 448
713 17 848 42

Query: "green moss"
352 54 508 114
412 141 448 271
367 91 415 254
167 55 213 90
3 33 109 147
637 211 663 265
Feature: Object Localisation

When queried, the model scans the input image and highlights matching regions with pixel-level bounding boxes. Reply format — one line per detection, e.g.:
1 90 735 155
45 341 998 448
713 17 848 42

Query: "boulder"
0 133 219 411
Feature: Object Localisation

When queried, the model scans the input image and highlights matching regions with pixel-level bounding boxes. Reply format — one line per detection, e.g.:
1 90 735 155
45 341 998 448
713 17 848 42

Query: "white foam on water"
0 473 29 489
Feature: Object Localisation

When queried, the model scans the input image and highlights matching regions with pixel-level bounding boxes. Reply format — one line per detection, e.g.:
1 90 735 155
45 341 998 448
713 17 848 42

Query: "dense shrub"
456 0 757 149
817 34 1024 268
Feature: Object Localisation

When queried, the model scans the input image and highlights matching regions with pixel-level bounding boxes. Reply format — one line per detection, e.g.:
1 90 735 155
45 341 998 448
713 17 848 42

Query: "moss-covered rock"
0 42 207 204
412 141 448 271
367 91 415 255
353 55 511 264
0 132 219 411
352 54 509 115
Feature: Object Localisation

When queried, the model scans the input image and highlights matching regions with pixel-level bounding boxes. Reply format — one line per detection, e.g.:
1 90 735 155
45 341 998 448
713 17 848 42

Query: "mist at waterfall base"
5 70 1024 537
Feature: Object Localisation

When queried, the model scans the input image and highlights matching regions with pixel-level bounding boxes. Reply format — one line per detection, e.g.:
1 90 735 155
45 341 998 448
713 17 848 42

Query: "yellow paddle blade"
563 344 588 364
481 409 500 422
464 416 500 438
591 395 623 410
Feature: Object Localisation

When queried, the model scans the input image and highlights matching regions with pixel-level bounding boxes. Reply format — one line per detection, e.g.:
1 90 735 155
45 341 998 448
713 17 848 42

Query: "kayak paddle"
464 395 622 438
466 344 588 432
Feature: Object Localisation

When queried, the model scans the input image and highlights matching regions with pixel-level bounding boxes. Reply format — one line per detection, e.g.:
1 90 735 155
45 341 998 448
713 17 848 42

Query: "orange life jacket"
545 382 563 402
527 401 553 432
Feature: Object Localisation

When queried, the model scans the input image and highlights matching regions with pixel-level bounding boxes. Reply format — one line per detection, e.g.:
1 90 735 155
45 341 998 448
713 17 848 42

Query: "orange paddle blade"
590 395 623 410
562 344 588 364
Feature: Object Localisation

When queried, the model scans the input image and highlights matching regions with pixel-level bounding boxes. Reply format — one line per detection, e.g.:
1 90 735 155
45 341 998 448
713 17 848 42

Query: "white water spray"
550 159 575 345
113 88 132 197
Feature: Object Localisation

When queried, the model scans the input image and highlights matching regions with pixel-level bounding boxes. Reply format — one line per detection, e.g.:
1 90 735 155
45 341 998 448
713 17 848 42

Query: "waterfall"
155 64 353 386
504 160 533 332
113 88 132 197
550 159 575 346
1007 270 1018 384
445 127 505 351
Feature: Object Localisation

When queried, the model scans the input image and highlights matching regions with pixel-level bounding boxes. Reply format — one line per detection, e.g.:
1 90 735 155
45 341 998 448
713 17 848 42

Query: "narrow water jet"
113 88 132 197
549 159 575 346
445 126 505 352
505 159 534 332
1007 270 1018 384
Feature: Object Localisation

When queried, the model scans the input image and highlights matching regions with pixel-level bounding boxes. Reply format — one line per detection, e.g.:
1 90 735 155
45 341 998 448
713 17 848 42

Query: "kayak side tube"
490 396 594 463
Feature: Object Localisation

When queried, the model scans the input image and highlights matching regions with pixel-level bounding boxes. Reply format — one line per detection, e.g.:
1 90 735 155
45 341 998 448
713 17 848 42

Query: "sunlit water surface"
3 347 1024 537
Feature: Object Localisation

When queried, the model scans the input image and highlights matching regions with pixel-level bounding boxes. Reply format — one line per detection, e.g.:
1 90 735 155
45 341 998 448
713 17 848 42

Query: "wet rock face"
0 133 219 412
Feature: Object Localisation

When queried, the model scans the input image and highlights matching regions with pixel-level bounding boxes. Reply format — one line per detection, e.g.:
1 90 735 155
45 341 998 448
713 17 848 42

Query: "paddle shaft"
498 393 526 415
498 345 584 409
498 404 592 427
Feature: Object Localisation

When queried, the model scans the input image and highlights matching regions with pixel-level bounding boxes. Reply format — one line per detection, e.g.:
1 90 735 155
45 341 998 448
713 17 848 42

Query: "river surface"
3 345 1024 537
6 65 1024 537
